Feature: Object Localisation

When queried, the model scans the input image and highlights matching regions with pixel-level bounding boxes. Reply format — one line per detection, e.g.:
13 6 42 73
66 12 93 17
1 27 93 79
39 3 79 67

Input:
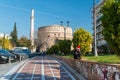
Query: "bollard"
19 55 21 62
8 57 11 63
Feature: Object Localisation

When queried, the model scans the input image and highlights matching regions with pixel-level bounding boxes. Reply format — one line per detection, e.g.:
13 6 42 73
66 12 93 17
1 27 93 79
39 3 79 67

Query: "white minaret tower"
30 9 34 49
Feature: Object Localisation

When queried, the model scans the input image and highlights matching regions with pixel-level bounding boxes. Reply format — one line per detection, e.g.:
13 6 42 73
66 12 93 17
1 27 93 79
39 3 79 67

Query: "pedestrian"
41 50 44 56
73 45 82 59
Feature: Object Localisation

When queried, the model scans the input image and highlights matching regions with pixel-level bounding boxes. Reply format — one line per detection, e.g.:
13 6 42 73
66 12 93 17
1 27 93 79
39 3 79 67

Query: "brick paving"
8 56 77 80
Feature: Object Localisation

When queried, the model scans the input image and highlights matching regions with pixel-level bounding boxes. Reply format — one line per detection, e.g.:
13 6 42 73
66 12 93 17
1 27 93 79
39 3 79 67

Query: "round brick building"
37 25 72 51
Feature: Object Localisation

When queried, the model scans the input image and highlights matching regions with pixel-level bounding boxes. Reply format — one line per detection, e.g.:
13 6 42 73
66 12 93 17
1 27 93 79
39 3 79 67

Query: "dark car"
22 49 34 58
10 49 28 61
9 50 21 61
0 49 16 63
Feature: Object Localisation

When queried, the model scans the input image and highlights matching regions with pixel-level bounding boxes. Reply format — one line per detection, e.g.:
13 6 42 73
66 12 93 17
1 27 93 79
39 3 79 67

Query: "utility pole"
93 0 98 56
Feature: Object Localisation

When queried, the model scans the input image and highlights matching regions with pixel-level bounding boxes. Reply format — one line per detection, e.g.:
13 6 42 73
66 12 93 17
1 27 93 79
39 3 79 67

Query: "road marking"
41 57 45 80
12 61 30 80
12 57 36 80
46 57 56 80
55 60 76 80
31 63 37 80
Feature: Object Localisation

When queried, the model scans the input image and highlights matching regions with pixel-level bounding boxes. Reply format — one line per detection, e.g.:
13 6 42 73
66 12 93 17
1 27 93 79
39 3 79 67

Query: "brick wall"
52 56 120 80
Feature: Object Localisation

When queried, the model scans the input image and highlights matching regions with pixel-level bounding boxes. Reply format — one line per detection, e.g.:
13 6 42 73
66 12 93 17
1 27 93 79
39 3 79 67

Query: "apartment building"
95 0 106 47
0 33 11 39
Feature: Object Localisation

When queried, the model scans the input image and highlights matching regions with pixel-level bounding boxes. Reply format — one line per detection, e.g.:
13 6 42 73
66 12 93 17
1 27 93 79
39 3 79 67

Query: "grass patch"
83 54 120 64
56 53 120 64
56 53 73 58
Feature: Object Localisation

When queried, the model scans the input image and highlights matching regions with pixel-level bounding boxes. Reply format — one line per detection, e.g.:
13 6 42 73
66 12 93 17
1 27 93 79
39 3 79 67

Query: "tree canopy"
18 36 31 49
47 44 59 55
10 22 18 47
101 0 120 56
0 37 11 50
46 40 72 55
58 40 72 55
72 28 92 55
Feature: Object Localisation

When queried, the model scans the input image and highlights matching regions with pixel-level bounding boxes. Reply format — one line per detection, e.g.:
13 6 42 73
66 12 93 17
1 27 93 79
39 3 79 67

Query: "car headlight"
1 56 7 59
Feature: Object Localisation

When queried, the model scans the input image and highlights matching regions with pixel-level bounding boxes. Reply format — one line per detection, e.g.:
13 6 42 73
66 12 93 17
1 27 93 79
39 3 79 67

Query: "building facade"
0 33 11 39
37 25 72 51
95 0 106 47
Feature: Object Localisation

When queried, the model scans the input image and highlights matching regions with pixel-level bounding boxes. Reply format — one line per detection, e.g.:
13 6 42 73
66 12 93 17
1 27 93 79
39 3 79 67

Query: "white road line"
55 60 76 80
41 57 45 80
31 63 37 80
12 57 37 80
12 60 30 80
46 57 56 80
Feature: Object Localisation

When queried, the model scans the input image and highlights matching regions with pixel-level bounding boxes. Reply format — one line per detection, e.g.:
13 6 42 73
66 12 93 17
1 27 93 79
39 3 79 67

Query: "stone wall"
52 56 120 80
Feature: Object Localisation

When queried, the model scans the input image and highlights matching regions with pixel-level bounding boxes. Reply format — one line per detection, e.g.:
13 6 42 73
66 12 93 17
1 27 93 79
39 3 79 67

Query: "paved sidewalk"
0 59 29 80
0 56 85 80
0 61 19 78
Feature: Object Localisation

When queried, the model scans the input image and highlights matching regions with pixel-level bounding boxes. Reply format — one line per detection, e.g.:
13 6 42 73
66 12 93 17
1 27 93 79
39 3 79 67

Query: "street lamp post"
67 21 69 27
64 27 66 40
60 21 66 40
60 21 63 26
60 21 69 40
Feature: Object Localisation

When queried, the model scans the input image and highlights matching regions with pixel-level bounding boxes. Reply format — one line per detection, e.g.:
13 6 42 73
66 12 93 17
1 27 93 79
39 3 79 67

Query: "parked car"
0 49 16 63
22 49 33 58
9 50 21 61
10 49 28 61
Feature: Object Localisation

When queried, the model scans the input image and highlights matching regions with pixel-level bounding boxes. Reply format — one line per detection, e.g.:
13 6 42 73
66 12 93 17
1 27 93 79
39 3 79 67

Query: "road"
1 56 79 80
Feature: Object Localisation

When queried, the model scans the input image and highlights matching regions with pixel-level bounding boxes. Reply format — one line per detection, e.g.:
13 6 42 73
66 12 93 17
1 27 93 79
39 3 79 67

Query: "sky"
0 0 100 39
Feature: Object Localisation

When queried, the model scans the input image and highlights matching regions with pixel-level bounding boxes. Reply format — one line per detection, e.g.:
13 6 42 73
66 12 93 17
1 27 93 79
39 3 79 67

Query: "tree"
0 38 2 47
18 36 31 49
101 0 120 56
46 40 72 55
0 36 11 50
47 44 59 55
58 40 72 55
72 28 92 55
3 38 11 50
10 22 18 47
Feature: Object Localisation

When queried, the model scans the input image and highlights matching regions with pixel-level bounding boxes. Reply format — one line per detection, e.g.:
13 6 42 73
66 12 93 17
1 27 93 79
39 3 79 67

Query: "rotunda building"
37 25 72 51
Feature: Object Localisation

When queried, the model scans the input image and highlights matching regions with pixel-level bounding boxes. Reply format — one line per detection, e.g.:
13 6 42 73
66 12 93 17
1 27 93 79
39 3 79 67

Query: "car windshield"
13 50 23 53
23 49 31 54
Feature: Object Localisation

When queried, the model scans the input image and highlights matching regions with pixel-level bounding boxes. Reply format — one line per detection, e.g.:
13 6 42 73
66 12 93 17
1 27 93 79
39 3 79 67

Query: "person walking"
41 50 44 56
